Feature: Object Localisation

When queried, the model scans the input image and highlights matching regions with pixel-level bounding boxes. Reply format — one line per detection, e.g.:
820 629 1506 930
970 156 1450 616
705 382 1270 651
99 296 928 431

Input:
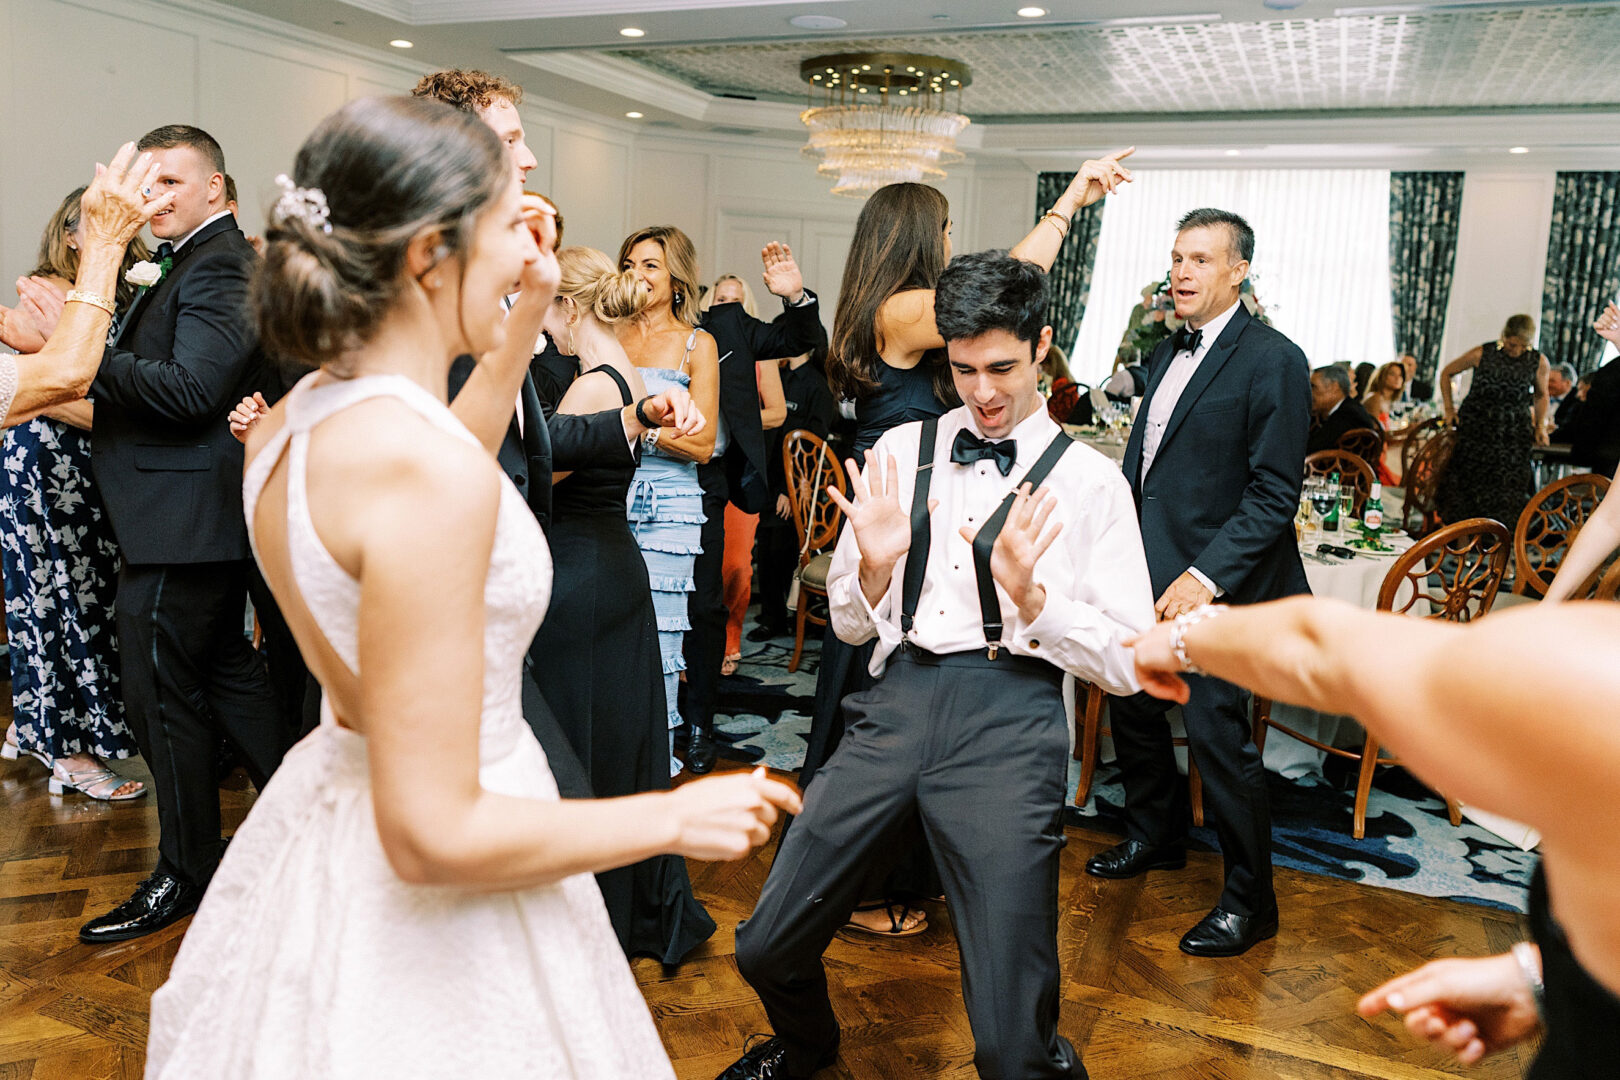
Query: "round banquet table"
1263 528 1419 777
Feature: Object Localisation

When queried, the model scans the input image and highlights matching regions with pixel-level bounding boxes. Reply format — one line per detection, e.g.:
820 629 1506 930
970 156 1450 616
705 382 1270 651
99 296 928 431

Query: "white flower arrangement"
125 261 164 288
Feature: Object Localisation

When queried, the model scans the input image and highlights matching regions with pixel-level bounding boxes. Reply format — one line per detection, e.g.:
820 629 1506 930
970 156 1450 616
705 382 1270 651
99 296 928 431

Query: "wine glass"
1309 480 1339 536
1337 484 1356 529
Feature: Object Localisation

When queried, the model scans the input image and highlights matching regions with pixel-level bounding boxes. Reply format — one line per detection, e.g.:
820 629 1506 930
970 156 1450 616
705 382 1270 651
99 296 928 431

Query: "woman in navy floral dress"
0 187 146 799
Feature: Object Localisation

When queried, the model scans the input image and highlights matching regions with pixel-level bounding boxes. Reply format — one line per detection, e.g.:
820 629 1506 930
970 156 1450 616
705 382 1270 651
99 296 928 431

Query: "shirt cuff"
787 289 817 308
1188 566 1224 598
1012 585 1073 658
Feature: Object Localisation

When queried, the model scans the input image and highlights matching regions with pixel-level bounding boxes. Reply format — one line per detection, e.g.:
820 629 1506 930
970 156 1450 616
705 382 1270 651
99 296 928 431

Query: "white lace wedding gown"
145 373 675 1078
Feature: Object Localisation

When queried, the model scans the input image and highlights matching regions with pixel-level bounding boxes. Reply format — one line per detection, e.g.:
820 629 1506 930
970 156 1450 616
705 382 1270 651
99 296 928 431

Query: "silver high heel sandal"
47 760 146 801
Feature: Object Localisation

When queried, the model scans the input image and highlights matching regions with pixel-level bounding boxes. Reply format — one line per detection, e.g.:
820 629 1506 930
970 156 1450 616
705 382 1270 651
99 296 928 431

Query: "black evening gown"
1437 341 1540 527
797 359 952 899
530 366 716 964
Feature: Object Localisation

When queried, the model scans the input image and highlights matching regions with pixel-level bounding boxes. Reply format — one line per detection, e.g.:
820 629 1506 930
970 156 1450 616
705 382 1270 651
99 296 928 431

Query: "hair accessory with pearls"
271 174 332 234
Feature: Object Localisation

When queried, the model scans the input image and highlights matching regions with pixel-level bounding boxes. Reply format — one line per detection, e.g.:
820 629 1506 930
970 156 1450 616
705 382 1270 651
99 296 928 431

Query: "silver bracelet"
1511 941 1546 1018
1170 604 1224 676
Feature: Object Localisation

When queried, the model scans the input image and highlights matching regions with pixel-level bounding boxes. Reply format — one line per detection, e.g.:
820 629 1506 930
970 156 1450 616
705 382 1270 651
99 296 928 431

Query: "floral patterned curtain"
1035 173 1105 362
1542 172 1620 375
1388 172 1464 384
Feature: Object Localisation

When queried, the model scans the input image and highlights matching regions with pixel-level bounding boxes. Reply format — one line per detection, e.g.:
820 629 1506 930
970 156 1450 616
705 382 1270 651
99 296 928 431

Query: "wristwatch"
642 427 661 452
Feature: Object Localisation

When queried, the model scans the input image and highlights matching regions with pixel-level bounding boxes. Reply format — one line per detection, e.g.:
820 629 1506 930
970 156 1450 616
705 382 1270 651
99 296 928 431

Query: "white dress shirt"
171 210 233 253
826 403 1156 695
1139 298 1241 478
1137 298 1241 597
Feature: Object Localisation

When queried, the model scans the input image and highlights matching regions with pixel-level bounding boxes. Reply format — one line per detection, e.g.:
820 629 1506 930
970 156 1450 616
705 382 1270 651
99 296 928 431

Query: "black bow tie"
155 241 175 263
1172 325 1203 355
950 429 1017 476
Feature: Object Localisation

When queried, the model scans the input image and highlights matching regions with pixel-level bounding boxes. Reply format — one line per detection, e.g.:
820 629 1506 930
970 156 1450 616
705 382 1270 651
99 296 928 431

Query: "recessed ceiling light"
1017 6 1048 16
388 38 413 48
1509 146 1530 154
619 26 645 38
790 14 848 30
1225 149 1242 156
626 111 643 119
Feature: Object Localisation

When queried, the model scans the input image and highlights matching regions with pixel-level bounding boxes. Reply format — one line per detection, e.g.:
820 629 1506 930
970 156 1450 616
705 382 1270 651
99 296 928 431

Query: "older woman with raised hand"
1 185 155 799
0 145 171 428
1437 313 1550 526
1128 598 1620 1077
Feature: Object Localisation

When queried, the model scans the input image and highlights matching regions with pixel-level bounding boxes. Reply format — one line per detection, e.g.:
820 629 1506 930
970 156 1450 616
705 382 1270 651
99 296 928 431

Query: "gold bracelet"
65 290 117 317
1041 211 1071 239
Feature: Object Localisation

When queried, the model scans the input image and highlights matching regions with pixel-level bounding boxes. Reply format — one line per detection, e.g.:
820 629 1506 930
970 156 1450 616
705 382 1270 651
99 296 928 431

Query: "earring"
568 325 578 357
672 289 683 307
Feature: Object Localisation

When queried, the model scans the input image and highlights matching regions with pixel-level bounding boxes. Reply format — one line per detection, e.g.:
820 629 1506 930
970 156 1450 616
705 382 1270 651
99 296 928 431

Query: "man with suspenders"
716 251 1156 1080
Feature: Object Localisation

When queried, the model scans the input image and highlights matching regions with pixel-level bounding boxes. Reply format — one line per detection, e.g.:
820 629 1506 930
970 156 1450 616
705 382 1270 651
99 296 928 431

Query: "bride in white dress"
144 95 800 1078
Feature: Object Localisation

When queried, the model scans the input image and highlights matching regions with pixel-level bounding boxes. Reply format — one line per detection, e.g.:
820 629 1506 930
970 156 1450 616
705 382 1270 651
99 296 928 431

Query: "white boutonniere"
125 260 165 288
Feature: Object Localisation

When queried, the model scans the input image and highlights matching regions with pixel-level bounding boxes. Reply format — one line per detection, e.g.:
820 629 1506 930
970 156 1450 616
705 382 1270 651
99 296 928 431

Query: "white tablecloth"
1264 530 1417 778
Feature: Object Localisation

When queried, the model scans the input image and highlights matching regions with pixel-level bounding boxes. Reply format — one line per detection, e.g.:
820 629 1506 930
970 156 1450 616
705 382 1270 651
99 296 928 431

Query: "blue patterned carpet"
714 612 1535 913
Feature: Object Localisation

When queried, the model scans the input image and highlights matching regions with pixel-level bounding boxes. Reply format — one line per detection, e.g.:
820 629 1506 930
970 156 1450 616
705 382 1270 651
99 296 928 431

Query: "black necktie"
1172 325 1203 355
950 428 1017 476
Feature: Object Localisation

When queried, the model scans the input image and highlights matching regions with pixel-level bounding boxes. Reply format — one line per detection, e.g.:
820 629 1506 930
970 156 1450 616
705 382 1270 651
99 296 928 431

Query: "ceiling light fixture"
799 52 972 198
1225 149 1242 156
626 111 644 119
1017 6 1049 16
389 38 413 48
1509 146 1530 154
790 14 848 30
619 26 645 38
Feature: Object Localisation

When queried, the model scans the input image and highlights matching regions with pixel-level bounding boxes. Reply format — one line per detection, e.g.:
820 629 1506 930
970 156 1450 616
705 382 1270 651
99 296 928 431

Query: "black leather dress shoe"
684 725 718 775
79 872 203 944
715 1036 834 1080
747 622 788 643
1084 839 1186 879
1178 904 1279 957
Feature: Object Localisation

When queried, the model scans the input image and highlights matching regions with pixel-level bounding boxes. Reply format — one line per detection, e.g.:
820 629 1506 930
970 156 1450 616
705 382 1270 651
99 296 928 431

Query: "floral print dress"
1 416 134 761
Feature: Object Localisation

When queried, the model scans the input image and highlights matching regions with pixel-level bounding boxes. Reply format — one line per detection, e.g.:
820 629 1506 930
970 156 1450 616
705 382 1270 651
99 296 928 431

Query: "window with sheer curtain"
1067 169 1396 387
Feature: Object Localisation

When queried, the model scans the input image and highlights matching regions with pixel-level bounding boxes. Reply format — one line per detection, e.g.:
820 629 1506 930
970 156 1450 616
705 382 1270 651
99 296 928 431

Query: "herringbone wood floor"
0 724 1536 1078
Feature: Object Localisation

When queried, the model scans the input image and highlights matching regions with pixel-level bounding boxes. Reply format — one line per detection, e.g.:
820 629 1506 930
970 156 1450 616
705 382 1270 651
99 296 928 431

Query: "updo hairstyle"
254 95 509 371
556 246 648 325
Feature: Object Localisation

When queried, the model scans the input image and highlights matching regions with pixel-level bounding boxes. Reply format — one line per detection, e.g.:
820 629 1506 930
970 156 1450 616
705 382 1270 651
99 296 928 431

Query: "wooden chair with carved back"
1400 426 1457 536
1337 426 1385 476
1251 517 1510 838
1304 450 1376 515
1073 681 1204 825
1497 473 1611 606
782 430 849 673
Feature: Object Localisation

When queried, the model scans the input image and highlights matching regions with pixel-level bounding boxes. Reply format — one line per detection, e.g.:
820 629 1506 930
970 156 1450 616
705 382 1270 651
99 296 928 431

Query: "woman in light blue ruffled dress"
618 227 720 775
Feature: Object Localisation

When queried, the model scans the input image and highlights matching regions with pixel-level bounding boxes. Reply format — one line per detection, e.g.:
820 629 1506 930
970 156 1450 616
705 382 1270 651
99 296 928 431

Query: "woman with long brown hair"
807 150 1135 937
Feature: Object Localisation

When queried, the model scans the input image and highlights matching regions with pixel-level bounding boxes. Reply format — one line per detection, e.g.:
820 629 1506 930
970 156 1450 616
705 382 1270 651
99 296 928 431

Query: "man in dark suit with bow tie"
1086 208 1310 958
77 125 290 944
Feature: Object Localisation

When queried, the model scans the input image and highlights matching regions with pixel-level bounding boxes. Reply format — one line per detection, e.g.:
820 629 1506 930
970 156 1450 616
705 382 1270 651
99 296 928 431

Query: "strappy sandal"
840 901 928 938
721 653 741 677
48 760 146 801
2 725 48 768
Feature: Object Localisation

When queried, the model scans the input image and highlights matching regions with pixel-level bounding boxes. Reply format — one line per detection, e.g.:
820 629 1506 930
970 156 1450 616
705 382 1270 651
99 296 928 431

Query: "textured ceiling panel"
611 5 1620 117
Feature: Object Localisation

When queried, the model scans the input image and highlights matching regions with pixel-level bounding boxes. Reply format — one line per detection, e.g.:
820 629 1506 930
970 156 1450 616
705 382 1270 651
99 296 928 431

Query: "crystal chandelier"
799 53 972 198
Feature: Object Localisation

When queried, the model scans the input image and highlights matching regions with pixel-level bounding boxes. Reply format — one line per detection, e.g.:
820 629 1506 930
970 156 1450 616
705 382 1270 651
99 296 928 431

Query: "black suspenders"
899 417 938 636
899 420 1074 658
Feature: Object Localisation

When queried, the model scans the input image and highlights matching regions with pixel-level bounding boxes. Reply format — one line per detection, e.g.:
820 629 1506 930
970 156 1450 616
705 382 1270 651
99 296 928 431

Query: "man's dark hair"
224 173 238 205
1313 364 1352 398
137 124 226 176
412 69 523 114
1176 207 1254 264
933 249 1048 354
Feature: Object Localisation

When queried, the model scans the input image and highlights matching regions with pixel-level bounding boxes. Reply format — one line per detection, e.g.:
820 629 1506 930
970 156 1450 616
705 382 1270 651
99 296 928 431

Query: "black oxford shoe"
684 725 718 775
715 1036 834 1080
1084 839 1186 879
79 871 203 944
1178 904 1279 957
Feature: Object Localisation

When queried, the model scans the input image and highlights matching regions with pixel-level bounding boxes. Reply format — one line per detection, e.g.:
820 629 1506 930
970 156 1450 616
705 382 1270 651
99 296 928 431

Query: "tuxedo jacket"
700 294 823 513
1551 392 1581 434
1565 356 1620 477
1306 396 1379 455
1122 303 1311 604
91 214 267 565
446 356 632 535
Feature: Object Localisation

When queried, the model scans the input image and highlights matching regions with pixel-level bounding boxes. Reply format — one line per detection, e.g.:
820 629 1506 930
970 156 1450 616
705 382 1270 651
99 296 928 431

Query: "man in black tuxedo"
1548 362 1580 432
1562 304 1620 476
680 258 823 772
1306 364 1379 454
418 68 695 798
1087 208 1310 957
78 125 290 944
